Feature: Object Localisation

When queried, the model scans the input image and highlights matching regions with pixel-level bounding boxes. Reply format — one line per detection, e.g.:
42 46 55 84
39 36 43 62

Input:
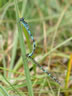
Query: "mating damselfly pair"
20 17 61 85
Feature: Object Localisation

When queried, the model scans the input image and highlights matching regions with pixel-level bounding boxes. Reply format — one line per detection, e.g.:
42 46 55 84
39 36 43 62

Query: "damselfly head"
20 17 24 21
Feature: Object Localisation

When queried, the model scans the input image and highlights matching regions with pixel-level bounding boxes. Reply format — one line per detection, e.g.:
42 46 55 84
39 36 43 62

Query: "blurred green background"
0 0 72 96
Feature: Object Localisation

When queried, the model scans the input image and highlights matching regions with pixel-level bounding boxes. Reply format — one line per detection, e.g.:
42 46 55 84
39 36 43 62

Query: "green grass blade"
8 30 18 78
21 0 28 17
0 86 10 96
0 92 4 96
22 25 32 52
13 57 23 72
41 37 72 61
2 74 21 96
14 0 34 96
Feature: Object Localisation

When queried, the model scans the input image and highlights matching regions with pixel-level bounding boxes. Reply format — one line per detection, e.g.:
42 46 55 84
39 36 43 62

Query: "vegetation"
0 0 72 96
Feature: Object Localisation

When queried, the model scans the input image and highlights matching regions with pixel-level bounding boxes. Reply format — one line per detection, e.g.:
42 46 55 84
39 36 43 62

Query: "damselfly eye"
20 17 24 21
